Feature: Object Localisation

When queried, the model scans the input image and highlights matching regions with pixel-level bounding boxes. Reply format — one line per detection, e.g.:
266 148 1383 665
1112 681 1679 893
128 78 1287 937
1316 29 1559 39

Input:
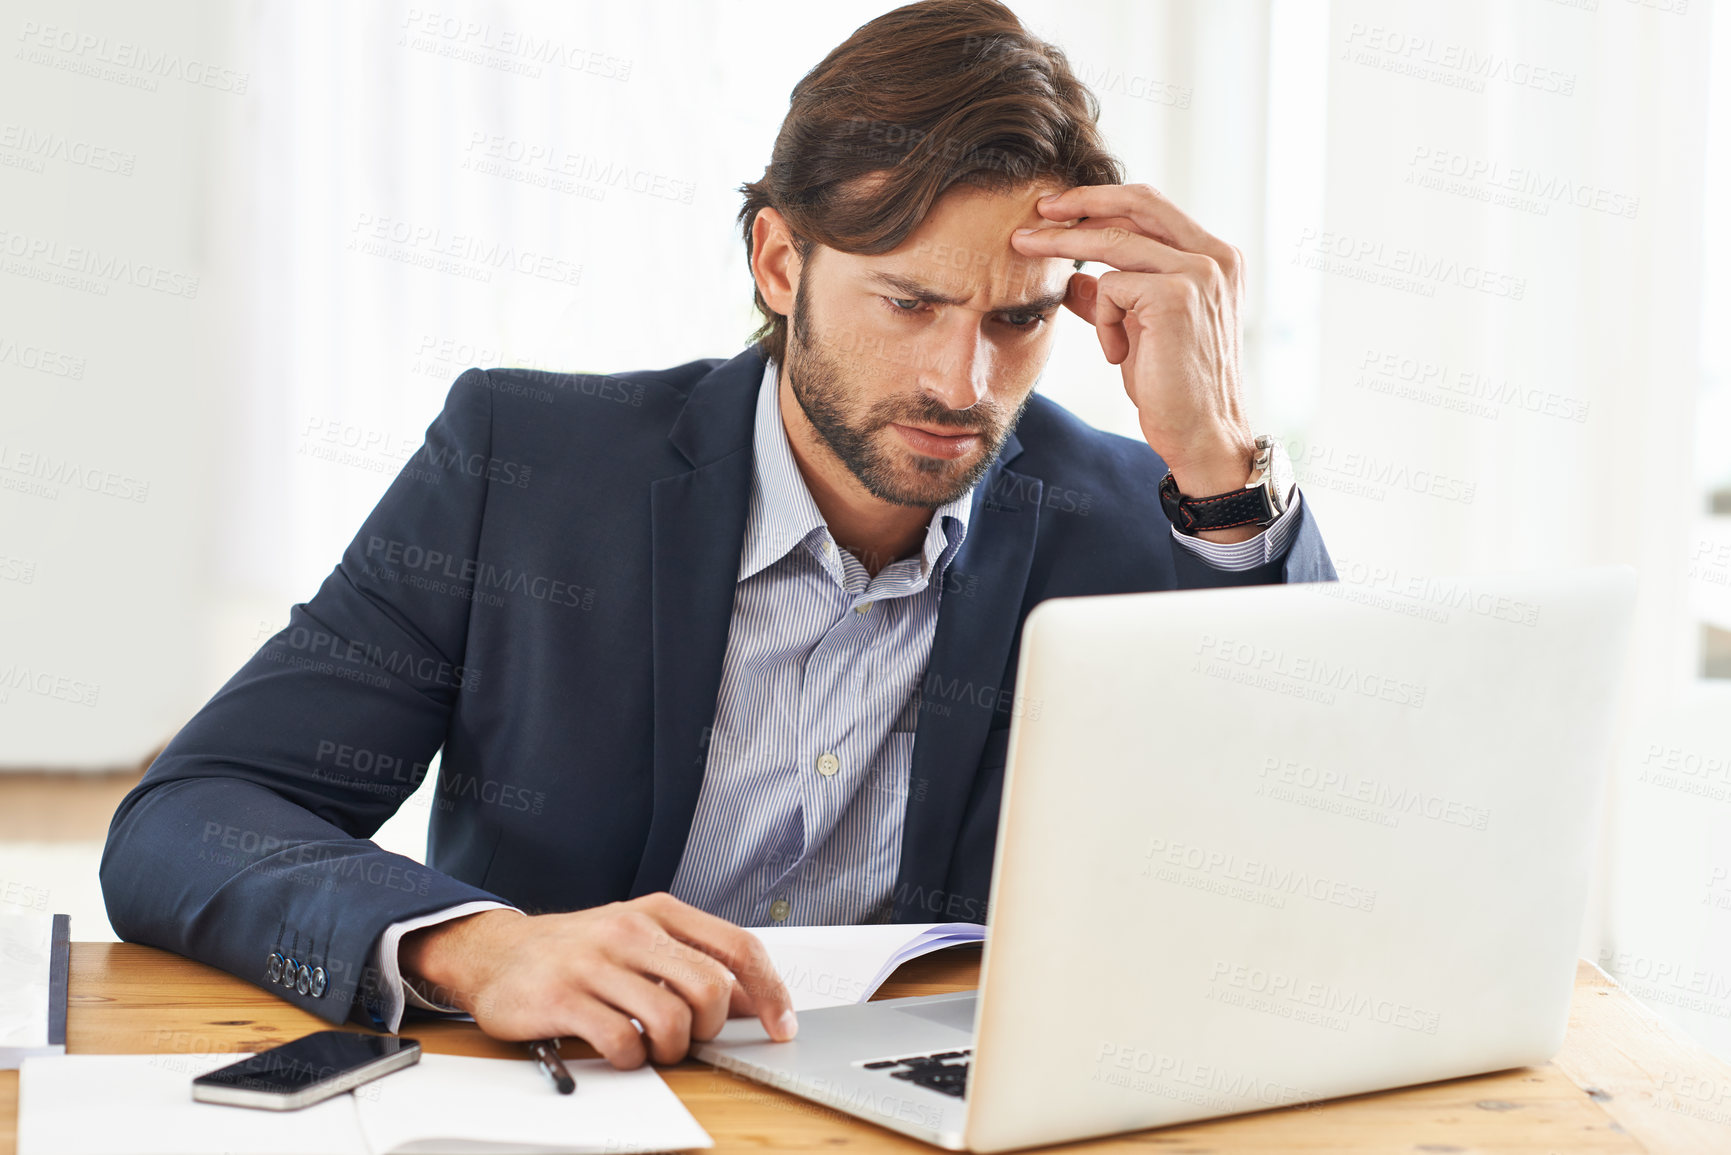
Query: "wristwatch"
1158 434 1294 533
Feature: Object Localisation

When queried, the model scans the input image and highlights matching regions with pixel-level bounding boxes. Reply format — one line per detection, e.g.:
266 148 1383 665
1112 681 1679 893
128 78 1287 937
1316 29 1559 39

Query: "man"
101 0 1334 1071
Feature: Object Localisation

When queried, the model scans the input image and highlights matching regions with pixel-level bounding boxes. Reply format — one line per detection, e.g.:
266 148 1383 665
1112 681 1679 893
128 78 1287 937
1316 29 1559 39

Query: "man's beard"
783 276 1028 509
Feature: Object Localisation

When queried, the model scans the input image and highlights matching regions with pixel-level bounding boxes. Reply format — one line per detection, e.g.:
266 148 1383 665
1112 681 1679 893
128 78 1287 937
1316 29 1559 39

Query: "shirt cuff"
368 900 521 1032
1167 488 1304 572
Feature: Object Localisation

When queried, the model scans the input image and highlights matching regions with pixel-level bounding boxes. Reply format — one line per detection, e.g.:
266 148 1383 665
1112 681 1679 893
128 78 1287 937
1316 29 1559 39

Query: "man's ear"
750 207 802 318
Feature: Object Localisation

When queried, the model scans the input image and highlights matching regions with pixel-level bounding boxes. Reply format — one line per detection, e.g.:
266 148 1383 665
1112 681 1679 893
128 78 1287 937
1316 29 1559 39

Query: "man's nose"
918 319 990 412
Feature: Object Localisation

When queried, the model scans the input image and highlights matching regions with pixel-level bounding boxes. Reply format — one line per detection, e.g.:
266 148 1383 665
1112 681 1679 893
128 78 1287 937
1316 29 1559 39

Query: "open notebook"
1 912 70 1069
19 1051 711 1155
748 921 986 1010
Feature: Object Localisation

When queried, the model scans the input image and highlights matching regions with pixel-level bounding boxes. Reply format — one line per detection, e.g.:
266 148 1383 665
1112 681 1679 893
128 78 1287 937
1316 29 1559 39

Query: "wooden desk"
5 944 1731 1153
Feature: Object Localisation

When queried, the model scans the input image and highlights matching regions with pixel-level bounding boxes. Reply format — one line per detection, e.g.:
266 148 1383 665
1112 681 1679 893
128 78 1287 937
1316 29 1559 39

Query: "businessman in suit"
101 0 1335 1070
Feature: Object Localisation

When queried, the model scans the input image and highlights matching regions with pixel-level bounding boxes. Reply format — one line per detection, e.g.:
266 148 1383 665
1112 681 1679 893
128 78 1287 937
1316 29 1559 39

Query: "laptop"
693 566 1637 1152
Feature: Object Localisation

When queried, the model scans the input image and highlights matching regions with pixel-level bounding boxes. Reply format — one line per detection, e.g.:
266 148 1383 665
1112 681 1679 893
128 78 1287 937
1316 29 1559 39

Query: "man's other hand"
398 892 798 1068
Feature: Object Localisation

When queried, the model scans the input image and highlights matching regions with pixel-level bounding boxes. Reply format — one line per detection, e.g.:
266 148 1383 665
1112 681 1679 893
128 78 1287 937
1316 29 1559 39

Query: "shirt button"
815 752 840 776
823 540 835 555
854 602 872 615
769 899 791 921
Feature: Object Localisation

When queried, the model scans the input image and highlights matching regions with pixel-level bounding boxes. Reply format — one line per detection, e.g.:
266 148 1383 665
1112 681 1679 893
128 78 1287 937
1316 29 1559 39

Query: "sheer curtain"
207 0 1717 1050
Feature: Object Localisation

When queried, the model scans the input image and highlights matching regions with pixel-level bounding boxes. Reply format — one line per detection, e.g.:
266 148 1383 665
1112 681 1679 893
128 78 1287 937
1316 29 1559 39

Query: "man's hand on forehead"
1007 182 1261 515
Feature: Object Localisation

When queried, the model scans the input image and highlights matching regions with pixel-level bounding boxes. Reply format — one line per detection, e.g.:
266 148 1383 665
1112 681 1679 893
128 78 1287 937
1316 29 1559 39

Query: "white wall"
7 2 1711 765
0 0 251 766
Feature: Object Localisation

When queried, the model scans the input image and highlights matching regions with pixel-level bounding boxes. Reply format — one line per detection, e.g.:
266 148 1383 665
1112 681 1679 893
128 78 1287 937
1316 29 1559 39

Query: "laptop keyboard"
860 1047 972 1098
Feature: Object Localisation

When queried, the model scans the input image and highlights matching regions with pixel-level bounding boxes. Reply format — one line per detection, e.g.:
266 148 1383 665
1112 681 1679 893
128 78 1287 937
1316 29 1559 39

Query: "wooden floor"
0 770 145 841
0 765 149 940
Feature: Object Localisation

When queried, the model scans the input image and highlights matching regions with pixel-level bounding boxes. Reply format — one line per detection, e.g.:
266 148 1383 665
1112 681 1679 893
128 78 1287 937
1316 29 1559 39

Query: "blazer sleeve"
100 368 511 1026
1169 486 1337 589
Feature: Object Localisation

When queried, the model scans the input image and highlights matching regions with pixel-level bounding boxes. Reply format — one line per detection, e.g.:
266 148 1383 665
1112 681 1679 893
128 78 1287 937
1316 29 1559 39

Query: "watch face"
1258 436 1295 515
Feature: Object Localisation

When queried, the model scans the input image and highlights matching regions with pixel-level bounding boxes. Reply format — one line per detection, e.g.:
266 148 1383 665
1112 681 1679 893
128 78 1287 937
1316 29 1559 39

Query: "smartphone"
191 1030 421 1110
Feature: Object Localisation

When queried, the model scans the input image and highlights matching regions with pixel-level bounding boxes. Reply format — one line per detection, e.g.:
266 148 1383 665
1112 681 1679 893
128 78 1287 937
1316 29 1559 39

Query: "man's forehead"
809 176 1077 308
871 229 1073 308
900 181 1075 300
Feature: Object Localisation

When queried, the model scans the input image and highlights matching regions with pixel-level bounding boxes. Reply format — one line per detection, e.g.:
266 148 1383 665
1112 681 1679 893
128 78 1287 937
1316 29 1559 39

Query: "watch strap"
1159 471 1275 532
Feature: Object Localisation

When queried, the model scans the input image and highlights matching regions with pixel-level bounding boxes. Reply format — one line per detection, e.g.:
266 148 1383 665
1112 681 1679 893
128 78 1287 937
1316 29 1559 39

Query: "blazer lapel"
892 453 1041 921
629 348 762 898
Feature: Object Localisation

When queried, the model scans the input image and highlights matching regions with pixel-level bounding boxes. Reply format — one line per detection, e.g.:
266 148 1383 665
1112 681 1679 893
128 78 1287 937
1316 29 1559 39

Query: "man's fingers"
726 975 757 1019
708 926 797 1041
1062 272 1100 326
559 997 650 1070
1058 272 1132 364
1065 214 1141 236
727 931 797 1040
1012 222 1202 278
1095 270 1165 366
588 969 693 1066
630 936 734 1042
1037 184 1228 264
634 893 798 1041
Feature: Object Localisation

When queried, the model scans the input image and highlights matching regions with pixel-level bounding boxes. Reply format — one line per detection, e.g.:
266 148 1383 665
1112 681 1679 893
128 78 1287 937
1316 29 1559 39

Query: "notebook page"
877 922 987 983
0 912 55 1059
354 1052 712 1154
747 922 986 1010
18 1053 366 1155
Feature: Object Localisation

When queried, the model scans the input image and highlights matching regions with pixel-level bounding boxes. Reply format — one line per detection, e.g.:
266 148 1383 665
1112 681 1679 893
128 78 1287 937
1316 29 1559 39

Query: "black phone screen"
193 1031 418 1093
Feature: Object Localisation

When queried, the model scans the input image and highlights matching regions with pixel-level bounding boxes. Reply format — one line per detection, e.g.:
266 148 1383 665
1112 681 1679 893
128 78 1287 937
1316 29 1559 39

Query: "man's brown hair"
738 0 1125 366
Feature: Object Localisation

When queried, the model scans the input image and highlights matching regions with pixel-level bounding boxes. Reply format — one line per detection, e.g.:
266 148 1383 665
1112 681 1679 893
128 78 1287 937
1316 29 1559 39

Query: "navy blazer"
100 344 1336 1025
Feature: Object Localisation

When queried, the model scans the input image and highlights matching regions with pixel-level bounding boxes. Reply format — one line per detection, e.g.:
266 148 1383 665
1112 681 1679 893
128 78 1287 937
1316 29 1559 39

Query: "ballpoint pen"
528 1037 576 1094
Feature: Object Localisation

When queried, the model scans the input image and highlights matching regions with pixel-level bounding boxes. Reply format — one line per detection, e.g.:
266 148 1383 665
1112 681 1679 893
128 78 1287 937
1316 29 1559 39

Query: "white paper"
747 922 985 1010
356 1053 712 1154
18 1053 366 1155
19 1052 712 1155
0 913 56 1064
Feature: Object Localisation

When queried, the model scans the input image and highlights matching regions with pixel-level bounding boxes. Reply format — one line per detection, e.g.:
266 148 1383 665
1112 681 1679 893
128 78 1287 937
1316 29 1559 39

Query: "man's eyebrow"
866 270 1068 314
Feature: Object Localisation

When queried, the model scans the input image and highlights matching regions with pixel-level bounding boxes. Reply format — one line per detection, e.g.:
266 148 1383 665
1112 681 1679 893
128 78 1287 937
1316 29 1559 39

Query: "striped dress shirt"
663 357 980 926
669 357 1302 925
369 356 1302 1028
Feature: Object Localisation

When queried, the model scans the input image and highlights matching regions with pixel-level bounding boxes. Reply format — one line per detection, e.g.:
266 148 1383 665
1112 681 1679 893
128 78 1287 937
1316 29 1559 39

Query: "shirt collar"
738 356 975 582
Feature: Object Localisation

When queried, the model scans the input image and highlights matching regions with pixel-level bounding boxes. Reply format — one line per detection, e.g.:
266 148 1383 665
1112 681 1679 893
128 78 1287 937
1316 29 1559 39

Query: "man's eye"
881 296 1044 329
